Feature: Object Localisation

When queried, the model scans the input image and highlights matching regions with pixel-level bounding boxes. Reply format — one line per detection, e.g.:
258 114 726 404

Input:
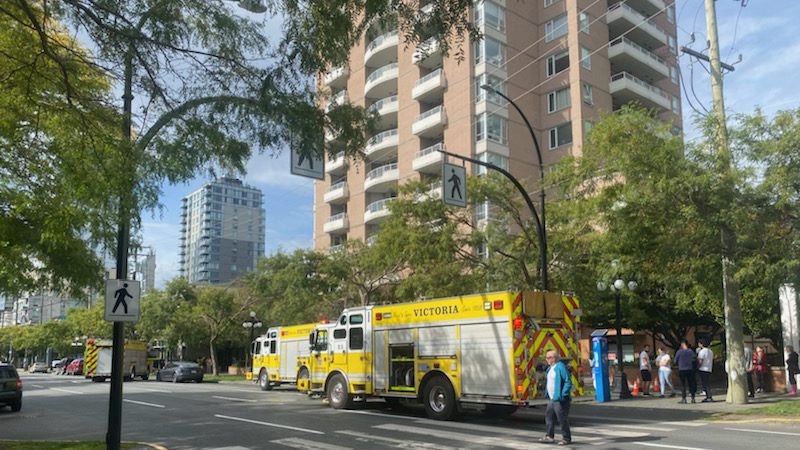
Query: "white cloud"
244 150 316 191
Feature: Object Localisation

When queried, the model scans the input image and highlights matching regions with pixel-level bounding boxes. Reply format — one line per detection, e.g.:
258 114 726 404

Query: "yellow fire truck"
252 322 320 391
84 339 149 382
307 291 582 420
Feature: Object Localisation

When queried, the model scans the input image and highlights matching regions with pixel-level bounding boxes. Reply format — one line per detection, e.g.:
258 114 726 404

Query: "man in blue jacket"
540 349 573 445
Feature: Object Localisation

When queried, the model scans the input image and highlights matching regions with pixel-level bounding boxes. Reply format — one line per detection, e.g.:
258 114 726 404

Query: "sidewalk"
580 389 800 414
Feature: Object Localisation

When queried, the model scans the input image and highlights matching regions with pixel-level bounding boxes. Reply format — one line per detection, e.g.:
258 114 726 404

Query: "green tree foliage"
192 285 255 375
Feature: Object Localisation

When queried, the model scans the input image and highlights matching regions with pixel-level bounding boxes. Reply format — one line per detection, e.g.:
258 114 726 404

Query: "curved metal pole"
479 86 548 290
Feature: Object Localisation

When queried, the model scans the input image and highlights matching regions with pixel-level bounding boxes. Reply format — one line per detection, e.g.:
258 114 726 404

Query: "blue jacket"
545 361 573 401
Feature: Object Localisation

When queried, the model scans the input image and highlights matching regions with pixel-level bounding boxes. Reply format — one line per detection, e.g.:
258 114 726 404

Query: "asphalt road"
2 373 799 450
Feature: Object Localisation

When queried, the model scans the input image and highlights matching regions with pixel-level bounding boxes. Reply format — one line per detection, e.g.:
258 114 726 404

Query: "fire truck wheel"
327 374 353 409
259 369 272 391
423 376 457 420
483 404 518 417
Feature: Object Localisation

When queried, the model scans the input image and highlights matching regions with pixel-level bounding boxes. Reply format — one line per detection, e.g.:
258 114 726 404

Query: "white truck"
84 339 149 382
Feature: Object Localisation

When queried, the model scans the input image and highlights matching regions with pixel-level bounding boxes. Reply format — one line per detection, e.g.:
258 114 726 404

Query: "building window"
582 83 593 105
668 35 677 55
549 122 572 149
475 113 507 144
547 87 571 113
579 12 590 34
546 51 569 77
670 65 679 84
475 0 505 32
475 201 490 222
544 0 556 7
672 97 680 114
667 6 675 24
583 120 594 134
581 47 591 69
475 152 509 175
545 14 568 42
474 36 505 66
475 73 506 105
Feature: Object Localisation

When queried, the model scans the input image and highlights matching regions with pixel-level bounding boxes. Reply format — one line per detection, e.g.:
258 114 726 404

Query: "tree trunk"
209 337 218 376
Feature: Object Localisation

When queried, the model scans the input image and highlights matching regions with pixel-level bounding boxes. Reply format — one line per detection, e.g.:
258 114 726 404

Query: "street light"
597 261 637 400
242 311 262 374
479 84 548 290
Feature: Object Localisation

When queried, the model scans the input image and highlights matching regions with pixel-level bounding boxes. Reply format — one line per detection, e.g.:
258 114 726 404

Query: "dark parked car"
156 361 203 383
0 363 22 412
65 358 84 376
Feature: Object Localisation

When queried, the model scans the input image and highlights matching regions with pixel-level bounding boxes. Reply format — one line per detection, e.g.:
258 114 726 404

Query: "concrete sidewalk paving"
578 389 800 414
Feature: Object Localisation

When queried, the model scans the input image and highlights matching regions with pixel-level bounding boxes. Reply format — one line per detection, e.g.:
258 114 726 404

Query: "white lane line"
212 395 258 403
570 426 648 438
215 414 325 435
50 387 83 395
724 427 800 437
335 409 421 421
270 437 350 450
569 414 706 427
70 380 83 384
142 388 173 393
611 424 675 432
633 443 713 450
30 384 45 388
336 429 460 450
418 419 602 441
373 424 549 450
123 399 165 408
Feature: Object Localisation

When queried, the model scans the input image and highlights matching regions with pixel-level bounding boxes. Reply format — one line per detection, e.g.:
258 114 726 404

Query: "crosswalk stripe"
336 430 460 450
373 424 550 450
724 427 800 437
215 414 324 435
270 437 351 450
570 426 648 438
634 442 713 450
416 419 602 441
611 424 675 432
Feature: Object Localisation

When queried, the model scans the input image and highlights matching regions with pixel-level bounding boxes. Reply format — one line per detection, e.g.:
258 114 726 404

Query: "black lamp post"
242 311 262 374
479 84 548 290
598 262 637 400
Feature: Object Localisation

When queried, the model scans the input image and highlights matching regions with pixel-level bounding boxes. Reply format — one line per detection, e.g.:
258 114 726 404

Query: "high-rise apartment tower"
179 178 266 284
314 0 681 250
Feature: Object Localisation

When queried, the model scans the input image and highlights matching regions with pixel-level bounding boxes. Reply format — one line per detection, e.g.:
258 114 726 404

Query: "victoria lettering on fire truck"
252 322 319 391
306 290 582 420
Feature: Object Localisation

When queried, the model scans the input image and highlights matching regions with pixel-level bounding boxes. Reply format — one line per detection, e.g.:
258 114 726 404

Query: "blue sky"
142 1 800 288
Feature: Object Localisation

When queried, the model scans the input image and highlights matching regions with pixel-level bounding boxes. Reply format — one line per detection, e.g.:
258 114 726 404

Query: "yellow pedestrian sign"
443 162 467 208
104 279 141 322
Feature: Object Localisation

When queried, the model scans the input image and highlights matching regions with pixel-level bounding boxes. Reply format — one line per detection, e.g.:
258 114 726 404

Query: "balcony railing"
609 36 665 65
610 71 669 100
327 181 347 193
326 213 347 224
366 163 399 181
366 63 399 84
415 68 443 87
366 197 396 213
415 105 444 122
416 142 444 159
366 30 399 53
367 129 398 147
368 95 399 114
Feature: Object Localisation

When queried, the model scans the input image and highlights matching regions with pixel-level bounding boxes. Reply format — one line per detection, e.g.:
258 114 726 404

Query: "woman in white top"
655 347 675 397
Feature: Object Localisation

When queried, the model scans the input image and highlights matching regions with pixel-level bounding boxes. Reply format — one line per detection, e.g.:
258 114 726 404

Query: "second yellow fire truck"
306 291 582 420
252 322 319 391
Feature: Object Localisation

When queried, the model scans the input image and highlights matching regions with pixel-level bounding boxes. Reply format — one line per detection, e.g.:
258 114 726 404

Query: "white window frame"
548 122 573 150
672 96 680 114
474 36 506 66
667 6 675 24
476 1 506 32
546 51 569 77
475 152 509 175
582 83 593 105
579 12 590 34
475 73 506 105
545 14 568 42
544 0 556 7
668 35 677 55
547 87 571 113
670 65 679 84
581 46 591 70
475 113 508 144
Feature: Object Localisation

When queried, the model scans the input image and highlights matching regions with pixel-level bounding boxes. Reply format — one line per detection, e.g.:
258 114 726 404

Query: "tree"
193 286 255 375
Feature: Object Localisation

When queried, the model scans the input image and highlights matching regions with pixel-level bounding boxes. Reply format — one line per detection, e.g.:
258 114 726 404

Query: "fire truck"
84 339 149 382
252 322 319 391
306 291 582 420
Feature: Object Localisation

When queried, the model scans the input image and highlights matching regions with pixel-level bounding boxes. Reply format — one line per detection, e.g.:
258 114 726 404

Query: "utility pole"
704 0 748 405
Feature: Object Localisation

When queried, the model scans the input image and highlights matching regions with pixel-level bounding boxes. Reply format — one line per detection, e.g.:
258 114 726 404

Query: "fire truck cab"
252 322 318 391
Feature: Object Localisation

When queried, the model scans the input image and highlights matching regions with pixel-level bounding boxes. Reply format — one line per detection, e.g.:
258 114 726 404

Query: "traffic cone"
653 377 660 394
632 378 641 396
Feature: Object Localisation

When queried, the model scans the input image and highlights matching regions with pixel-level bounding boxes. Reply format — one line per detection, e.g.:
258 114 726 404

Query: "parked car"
65 358 84 376
29 362 49 373
0 363 22 412
156 361 203 383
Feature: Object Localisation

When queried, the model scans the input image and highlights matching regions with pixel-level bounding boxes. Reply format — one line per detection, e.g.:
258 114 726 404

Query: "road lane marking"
570 426 648 438
373 424 549 449
417 419 601 441
212 395 258 403
611 424 675 432
142 388 173 393
634 443 713 450
569 414 706 427
335 409 422 420
214 414 324 435
123 399 165 408
50 387 83 395
30 384 45 388
336 430 460 450
270 437 349 450
724 427 800 437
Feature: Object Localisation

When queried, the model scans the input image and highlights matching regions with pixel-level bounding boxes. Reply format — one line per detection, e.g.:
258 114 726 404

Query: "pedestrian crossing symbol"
104 279 141 322
442 162 467 208
291 147 325 180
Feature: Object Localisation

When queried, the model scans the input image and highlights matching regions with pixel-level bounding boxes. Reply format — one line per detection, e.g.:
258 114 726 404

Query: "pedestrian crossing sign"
442 162 467 208
104 279 141 322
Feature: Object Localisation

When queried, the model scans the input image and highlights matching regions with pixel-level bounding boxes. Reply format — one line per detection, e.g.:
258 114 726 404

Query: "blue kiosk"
591 329 611 402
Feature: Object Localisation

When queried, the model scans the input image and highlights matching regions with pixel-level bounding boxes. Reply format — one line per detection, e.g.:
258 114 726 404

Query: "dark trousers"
545 398 571 442
755 371 765 391
679 369 697 399
698 370 712 399
746 372 754 396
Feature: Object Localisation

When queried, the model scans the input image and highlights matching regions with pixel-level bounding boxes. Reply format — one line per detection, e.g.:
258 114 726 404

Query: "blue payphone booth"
591 329 611 402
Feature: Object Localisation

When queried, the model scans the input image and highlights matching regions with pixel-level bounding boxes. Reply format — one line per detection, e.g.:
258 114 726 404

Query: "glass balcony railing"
416 142 444 158
368 95 399 114
366 197 396 213
326 212 347 224
366 163 399 181
415 68 444 87
366 31 399 53
327 181 347 193
367 129 398 147
328 151 345 164
366 63 399 84
415 105 444 122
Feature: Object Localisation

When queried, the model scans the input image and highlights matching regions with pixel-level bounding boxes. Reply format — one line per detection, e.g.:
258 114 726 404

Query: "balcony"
324 181 349 204
364 197 396 224
412 142 444 173
323 212 349 233
364 62 398 99
323 66 349 89
325 90 349 113
607 2 667 49
325 128 342 143
412 69 447 102
412 105 447 137
365 129 399 161
620 0 667 17
368 95 399 130
364 30 399 68
412 38 442 69
608 37 669 82
364 163 399 192
325 151 347 175
610 71 670 111
327 244 344 254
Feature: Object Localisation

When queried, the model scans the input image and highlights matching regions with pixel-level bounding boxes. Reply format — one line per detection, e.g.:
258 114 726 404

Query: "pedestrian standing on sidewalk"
754 346 768 393
674 340 697 404
744 346 755 398
785 345 799 396
540 350 573 446
640 344 652 396
655 347 674 397
696 340 714 402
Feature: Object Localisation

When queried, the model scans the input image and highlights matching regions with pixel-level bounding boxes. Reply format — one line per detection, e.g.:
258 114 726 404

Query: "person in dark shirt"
786 345 799 396
674 340 697 404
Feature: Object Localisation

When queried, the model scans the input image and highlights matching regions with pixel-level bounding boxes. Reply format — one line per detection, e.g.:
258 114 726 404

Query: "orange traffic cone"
653 377 660 394
632 378 641 396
